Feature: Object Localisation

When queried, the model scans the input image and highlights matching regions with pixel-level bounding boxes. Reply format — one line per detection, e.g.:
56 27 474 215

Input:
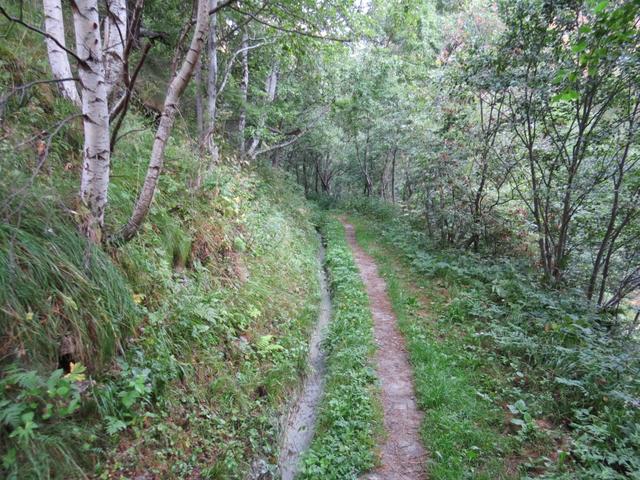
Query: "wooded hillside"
1 0 639 478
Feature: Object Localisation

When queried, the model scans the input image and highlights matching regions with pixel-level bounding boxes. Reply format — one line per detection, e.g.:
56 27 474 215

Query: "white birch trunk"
119 0 209 241
206 0 219 163
43 0 81 106
72 0 111 243
195 55 204 152
238 29 249 157
103 0 127 97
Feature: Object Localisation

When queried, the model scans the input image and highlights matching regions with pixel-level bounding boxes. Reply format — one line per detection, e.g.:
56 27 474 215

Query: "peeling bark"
72 0 111 243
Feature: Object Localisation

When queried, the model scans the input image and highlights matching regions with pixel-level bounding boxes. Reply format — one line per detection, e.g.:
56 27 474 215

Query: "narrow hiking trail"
341 220 427 480
278 239 332 479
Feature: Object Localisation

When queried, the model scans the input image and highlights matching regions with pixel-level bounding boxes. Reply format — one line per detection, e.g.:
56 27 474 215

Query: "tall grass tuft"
0 188 139 372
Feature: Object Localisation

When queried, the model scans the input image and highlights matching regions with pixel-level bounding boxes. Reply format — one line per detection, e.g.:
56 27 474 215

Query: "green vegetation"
300 217 380 479
1 25 321 477
352 216 516 479
346 202 640 479
2 0 639 477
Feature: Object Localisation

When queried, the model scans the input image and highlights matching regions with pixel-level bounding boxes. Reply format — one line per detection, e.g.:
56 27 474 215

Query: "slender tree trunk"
206 0 219 163
72 0 110 243
238 28 249 157
103 0 127 97
118 0 209 241
588 170 622 300
194 55 205 155
587 100 638 300
43 0 81 105
391 147 396 203
247 63 278 159
302 160 308 195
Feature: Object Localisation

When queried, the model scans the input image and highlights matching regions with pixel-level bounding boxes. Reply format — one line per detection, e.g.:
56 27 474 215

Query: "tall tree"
72 0 111 243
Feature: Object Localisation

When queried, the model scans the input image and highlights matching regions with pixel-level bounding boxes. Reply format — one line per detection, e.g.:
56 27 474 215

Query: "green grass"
0 11 324 477
343 203 640 480
300 216 381 479
351 216 517 479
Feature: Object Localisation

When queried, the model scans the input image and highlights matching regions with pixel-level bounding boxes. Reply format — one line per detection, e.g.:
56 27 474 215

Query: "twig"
110 41 153 151
0 6 87 66
231 6 353 43
0 77 79 116
1 113 83 215
209 0 239 16
115 127 149 143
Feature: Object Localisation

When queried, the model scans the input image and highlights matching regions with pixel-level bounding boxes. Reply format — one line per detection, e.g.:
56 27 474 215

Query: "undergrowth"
346 201 640 479
353 217 517 479
1 17 321 477
300 216 380 479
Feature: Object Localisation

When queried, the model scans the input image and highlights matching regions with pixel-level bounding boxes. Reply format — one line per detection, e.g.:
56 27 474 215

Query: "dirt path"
278 238 332 480
342 220 427 480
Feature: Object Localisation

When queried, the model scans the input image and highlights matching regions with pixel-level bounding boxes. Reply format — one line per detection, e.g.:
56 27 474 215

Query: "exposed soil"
341 221 427 480
278 238 332 480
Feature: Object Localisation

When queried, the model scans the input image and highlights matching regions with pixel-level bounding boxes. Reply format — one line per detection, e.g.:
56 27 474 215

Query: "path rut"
342 220 427 480
278 237 332 480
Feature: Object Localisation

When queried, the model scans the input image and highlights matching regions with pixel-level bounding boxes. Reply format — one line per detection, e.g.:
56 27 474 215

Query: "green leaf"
594 1 608 13
571 41 588 53
105 416 128 435
552 90 579 102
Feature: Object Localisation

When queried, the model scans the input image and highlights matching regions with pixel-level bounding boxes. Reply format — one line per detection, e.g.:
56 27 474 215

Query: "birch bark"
119 0 209 241
206 0 219 163
72 0 111 243
247 64 278 159
43 0 81 105
103 0 127 96
238 29 249 156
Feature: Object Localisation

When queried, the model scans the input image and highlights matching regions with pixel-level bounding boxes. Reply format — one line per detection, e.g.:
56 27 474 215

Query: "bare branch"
231 6 353 43
0 6 87 66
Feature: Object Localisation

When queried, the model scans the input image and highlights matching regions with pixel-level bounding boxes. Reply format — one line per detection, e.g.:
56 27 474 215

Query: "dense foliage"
283 0 639 315
1 0 638 478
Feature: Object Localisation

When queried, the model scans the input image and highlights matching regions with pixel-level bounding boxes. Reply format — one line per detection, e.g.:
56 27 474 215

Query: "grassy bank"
1 20 321 478
300 216 381 479
345 204 640 480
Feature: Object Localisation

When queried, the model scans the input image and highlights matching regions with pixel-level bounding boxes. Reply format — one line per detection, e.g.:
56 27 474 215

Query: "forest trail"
278 239 332 480
341 220 427 480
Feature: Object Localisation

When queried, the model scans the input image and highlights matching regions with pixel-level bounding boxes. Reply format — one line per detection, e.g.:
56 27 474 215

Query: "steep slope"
1 23 321 479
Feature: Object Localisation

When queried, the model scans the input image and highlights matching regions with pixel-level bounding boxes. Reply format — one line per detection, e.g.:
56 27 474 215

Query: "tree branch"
209 0 239 16
0 6 87 66
231 6 353 42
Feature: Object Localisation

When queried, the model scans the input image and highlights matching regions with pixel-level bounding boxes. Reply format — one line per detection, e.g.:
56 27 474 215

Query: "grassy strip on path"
350 215 519 480
300 216 381 479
